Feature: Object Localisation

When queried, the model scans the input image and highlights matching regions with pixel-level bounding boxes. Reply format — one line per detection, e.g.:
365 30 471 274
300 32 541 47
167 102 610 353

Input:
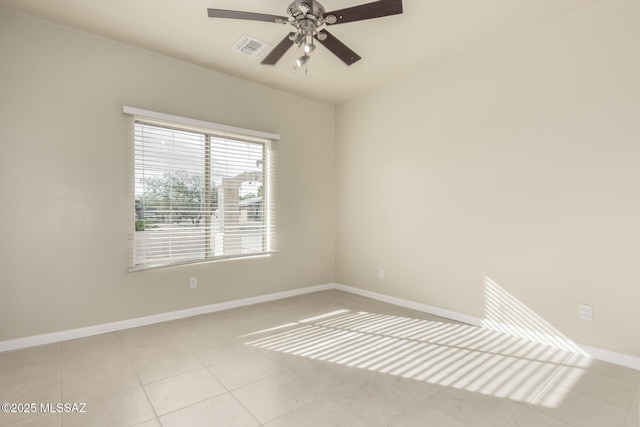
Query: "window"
125 107 278 270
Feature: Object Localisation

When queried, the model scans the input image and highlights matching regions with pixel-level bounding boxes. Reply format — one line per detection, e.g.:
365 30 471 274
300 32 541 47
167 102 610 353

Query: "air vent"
232 35 271 58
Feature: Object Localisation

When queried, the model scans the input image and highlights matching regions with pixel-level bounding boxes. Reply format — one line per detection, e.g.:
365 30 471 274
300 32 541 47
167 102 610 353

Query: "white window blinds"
125 107 278 271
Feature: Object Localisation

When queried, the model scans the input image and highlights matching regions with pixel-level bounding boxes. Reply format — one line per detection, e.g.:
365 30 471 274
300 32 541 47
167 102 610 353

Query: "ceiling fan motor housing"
287 1 327 22
286 1 333 44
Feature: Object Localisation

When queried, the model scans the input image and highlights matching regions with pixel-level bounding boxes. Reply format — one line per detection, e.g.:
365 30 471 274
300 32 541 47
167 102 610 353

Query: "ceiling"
0 0 603 104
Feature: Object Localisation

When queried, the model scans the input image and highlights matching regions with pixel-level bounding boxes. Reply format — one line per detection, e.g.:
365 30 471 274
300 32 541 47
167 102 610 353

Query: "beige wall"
335 0 640 358
2 0 639 361
0 10 335 341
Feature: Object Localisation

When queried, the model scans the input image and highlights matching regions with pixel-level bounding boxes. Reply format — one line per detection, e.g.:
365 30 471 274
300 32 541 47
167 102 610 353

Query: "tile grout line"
500 406 522 427
114 330 160 427
547 353 640 413
130 322 244 424
224 383 263 426
204 353 267 426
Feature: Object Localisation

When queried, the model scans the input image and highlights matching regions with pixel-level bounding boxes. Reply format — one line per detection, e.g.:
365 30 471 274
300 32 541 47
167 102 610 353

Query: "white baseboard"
0 283 333 353
331 283 640 372
331 283 485 327
1 281 638 371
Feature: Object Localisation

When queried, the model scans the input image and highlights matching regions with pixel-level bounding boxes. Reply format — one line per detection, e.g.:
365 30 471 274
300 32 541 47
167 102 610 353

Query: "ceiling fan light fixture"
293 33 305 47
295 54 310 68
303 42 316 54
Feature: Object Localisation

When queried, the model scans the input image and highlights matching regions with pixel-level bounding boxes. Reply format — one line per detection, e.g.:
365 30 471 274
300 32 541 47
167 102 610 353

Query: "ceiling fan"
207 0 403 68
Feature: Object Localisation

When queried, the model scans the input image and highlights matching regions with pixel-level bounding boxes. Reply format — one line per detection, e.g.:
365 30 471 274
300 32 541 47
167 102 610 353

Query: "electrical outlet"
189 277 197 289
378 269 385 280
579 304 592 320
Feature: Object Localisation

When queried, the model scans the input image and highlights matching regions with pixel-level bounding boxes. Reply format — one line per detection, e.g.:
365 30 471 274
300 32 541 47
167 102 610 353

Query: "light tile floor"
0 290 638 426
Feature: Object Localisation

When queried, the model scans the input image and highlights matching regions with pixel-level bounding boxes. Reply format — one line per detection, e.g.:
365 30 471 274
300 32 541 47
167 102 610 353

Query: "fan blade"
207 9 287 23
261 33 295 65
324 0 403 25
315 30 361 65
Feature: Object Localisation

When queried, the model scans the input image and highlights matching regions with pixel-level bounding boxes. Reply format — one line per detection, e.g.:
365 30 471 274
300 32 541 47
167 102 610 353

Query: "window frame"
125 107 279 271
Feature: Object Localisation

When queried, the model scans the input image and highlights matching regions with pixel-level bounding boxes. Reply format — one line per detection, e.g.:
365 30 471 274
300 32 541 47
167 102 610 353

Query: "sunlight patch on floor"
242 304 589 408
